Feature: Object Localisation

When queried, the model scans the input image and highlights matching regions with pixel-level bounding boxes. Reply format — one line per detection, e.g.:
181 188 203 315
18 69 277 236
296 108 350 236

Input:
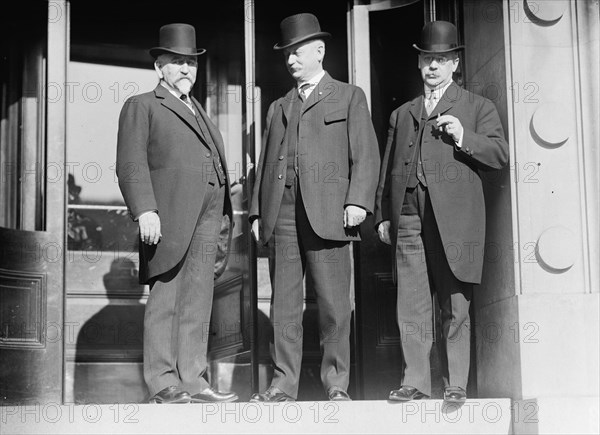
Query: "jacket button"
278 174 283 179
278 155 284 160
205 152 211 158
409 141 414 147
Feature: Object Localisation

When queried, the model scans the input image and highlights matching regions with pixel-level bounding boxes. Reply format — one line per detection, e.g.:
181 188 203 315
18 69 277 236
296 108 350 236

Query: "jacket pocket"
324 108 347 124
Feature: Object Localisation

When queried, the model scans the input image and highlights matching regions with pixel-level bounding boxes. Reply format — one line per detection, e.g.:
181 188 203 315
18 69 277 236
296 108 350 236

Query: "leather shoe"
388 385 429 402
190 387 238 403
327 387 351 401
148 386 191 404
249 386 295 402
443 386 466 403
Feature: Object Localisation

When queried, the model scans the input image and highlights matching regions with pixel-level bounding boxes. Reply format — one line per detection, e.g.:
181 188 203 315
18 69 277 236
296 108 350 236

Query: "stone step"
2 399 512 434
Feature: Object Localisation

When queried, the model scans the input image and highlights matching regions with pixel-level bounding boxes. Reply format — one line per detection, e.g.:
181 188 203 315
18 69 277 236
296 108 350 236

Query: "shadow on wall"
73 258 147 404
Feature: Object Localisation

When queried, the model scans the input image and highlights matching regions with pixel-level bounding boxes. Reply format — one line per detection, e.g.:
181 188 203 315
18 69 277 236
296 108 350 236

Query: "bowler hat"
149 23 206 58
274 13 331 50
413 21 464 53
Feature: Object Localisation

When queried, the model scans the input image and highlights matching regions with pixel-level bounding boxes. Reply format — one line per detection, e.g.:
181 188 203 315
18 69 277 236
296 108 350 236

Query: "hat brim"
273 32 331 50
413 43 464 54
149 47 207 58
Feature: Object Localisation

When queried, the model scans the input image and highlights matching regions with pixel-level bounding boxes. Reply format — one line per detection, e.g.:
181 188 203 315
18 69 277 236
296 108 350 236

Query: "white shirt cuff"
136 210 157 221
455 131 464 149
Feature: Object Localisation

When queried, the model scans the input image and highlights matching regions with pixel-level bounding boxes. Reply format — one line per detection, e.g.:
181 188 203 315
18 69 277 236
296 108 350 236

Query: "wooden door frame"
49 0 68 404
243 0 260 394
347 0 436 107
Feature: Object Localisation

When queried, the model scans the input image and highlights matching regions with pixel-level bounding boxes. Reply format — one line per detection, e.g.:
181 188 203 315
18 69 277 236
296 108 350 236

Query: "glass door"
64 59 156 404
349 0 427 400
0 1 66 405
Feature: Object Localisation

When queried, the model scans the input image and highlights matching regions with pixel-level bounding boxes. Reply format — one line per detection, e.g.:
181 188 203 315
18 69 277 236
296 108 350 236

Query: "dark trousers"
396 184 472 396
268 180 352 398
143 181 225 396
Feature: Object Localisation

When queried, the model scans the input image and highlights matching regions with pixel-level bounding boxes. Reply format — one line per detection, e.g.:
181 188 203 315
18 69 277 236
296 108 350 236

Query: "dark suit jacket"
250 72 380 243
374 82 509 284
116 85 232 284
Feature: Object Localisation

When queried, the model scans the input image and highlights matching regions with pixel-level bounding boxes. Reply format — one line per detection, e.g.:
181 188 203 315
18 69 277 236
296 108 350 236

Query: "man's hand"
436 114 464 144
377 220 392 245
251 218 261 243
344 205 367 228
138 212 161 245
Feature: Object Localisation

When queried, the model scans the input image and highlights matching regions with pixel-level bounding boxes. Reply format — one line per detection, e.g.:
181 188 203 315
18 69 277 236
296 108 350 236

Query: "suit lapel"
280 71 336 119
429 81 460 118
192 98 227 162
277 89 297 163
408 96 423 123
408 81 461 122
154 85 204 139
281 87 299 124
277 72 335 157
302 72 334 113
154 85 228 177
191 97 214 145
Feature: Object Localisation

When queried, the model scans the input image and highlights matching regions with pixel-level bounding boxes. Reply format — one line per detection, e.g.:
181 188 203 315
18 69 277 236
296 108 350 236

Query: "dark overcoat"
116 85 232 284
250 73 380 243
374 82 509 284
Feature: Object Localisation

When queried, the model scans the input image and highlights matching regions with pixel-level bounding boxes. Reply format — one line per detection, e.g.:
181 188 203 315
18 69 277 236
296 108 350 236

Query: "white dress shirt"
297 69 326 99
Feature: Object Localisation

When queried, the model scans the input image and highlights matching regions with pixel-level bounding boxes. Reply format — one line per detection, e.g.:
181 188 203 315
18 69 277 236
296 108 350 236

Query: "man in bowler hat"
375 21 509 403
116 23 237 404
249 13 380 402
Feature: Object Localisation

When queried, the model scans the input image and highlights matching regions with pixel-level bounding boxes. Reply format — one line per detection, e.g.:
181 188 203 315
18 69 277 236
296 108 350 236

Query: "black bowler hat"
149 23 206 58
274 13 331 50
413 21 464 53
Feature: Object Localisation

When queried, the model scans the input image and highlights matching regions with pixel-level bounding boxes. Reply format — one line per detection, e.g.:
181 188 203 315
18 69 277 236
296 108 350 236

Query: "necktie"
425 92 436 116
180 94 195 113
298 83 311 101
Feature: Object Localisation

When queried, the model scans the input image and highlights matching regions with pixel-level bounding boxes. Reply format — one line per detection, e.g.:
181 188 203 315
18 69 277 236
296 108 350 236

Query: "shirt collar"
297 69 326 92
161 80 187 100
424 80 453 100
160 81 195 114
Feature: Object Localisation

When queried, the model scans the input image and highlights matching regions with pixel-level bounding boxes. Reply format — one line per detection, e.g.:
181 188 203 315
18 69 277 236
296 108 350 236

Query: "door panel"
0 228 63 403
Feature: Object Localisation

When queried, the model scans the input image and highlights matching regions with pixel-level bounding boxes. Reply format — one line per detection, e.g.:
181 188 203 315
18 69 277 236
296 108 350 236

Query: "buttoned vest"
284 94 304 187
191 105 226 186
406 102 431 188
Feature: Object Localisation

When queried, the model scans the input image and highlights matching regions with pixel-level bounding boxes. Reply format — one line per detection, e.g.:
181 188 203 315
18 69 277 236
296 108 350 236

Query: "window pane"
66 61 156 206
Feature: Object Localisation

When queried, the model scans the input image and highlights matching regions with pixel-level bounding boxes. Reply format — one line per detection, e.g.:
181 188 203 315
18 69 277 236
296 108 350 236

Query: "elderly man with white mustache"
116 23 237 404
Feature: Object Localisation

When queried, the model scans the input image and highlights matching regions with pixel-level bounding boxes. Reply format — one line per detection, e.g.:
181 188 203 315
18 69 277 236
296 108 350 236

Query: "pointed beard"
175 79 193 95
